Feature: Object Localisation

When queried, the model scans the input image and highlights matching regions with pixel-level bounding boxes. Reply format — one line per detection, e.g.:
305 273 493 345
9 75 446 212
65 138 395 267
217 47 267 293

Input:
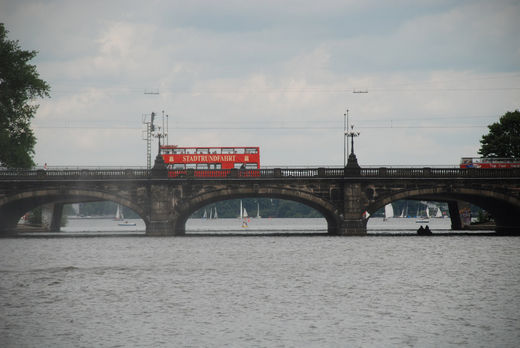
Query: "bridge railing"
1 167 519 179
0 169 151 178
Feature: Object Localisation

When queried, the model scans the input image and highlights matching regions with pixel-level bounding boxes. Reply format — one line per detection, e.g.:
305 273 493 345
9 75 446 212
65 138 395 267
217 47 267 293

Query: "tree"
478 110 520 158
0 23 50 168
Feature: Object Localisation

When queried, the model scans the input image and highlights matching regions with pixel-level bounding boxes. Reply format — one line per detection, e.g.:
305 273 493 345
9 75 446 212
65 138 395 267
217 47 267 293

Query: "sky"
2 0 519 167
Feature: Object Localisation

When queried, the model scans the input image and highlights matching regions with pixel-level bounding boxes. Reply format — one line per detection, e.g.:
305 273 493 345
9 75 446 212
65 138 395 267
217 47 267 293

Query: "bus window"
186 148 196 154
210 148 221 154
197 148 209 154
172 163 185 170
245 148 258 154
196 163 208 169
245 163 258 169
222 148 234 154
216 164 222 169
235 148 245 154
234 163 245 169
186 163 196 170
173 148 185 154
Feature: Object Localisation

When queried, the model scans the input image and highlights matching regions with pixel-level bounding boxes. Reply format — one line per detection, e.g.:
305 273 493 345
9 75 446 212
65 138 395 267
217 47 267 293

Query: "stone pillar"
340 219 367 235
341 181 367 235
448 200 471 230
147 183 173 236
41 203 64 232
147 220 171 236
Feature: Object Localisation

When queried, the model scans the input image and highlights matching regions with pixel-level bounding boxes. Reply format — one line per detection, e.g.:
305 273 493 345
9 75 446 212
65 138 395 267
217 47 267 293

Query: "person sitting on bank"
417 225 425 235
424 225 431 234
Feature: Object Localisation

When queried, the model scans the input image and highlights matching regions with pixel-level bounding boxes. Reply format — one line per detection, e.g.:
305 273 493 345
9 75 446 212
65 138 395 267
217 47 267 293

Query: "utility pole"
344 109 349 167
166 113 169 145
142 89 161 169
142 112 156 170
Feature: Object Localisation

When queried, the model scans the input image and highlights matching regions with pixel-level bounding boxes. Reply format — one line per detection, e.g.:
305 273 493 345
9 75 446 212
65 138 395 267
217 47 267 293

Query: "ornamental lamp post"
346 124 360 170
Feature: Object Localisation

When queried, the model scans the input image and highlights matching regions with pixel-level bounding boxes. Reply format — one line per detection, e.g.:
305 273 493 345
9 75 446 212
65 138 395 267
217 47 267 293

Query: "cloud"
1 0 518 167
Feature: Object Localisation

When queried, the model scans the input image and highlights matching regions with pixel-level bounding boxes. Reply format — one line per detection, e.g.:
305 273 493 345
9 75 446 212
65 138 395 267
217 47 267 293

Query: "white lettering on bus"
180 154 237 162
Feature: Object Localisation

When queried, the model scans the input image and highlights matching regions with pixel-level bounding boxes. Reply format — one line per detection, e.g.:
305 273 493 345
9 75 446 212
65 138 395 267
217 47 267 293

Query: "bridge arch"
170 186 342 234
366 186 520 232
0 188 149 232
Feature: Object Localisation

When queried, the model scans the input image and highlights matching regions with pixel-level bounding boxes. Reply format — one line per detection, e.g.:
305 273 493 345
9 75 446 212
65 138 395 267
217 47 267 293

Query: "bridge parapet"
0 166 519 235
1 167 519 180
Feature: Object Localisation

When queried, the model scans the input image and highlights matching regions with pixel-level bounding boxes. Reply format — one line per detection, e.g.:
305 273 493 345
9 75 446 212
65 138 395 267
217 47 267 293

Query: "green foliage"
0 23 50 168
27 207 42 224
478 110 520 158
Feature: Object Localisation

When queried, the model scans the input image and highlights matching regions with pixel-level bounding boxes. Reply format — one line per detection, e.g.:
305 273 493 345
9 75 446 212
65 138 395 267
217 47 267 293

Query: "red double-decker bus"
160 146 260 177
460 157 520 168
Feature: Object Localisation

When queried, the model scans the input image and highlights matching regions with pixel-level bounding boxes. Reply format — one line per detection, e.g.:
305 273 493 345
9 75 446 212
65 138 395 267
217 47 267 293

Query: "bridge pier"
146 182 186 236
147 220 172 236
42 203 64 232
339 219 367 235
448 200 471 230
340 180 368 235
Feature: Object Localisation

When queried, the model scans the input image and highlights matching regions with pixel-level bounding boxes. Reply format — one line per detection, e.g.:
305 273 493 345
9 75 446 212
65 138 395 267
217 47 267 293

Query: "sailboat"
202 209 208 219
416 202 430 224
256 202 261 219
114 204 124 221
435 207 443 218
240 200 250 227
383 203 394 221
213 207 218 219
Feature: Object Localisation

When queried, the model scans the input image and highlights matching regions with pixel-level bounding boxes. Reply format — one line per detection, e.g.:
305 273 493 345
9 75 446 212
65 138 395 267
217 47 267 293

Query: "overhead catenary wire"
33 125 488 130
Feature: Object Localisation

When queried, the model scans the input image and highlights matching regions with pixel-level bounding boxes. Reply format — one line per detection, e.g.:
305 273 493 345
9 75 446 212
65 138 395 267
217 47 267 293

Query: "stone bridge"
0 166 519 235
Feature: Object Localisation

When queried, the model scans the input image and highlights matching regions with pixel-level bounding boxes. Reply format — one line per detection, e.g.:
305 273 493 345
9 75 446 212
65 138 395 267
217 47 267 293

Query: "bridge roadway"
0 166 519 235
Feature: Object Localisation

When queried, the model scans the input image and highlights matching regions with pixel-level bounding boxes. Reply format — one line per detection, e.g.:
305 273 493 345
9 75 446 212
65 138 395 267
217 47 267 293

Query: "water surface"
1 219 517 347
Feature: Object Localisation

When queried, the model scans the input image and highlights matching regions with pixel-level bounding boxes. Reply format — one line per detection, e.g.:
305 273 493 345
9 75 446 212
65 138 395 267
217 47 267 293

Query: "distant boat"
114 204 124 221
256 202 261 219
383 203 394 221
416 202 430 223
239 200 249 219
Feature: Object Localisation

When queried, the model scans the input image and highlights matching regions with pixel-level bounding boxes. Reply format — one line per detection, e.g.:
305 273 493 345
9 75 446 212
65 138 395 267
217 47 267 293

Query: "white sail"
209 208 213 219
256 202 261 218
214 207 218 219
203 209 207 219
114 204 124 220
425 204 430 218
240 200 243 219
435 207 442 218
384 204 394 219
243 207 248 218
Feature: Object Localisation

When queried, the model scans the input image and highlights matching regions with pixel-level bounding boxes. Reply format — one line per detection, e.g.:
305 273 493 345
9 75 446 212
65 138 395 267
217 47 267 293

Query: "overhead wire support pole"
343 109 348 167
344 109 349 166
142 89 160 169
